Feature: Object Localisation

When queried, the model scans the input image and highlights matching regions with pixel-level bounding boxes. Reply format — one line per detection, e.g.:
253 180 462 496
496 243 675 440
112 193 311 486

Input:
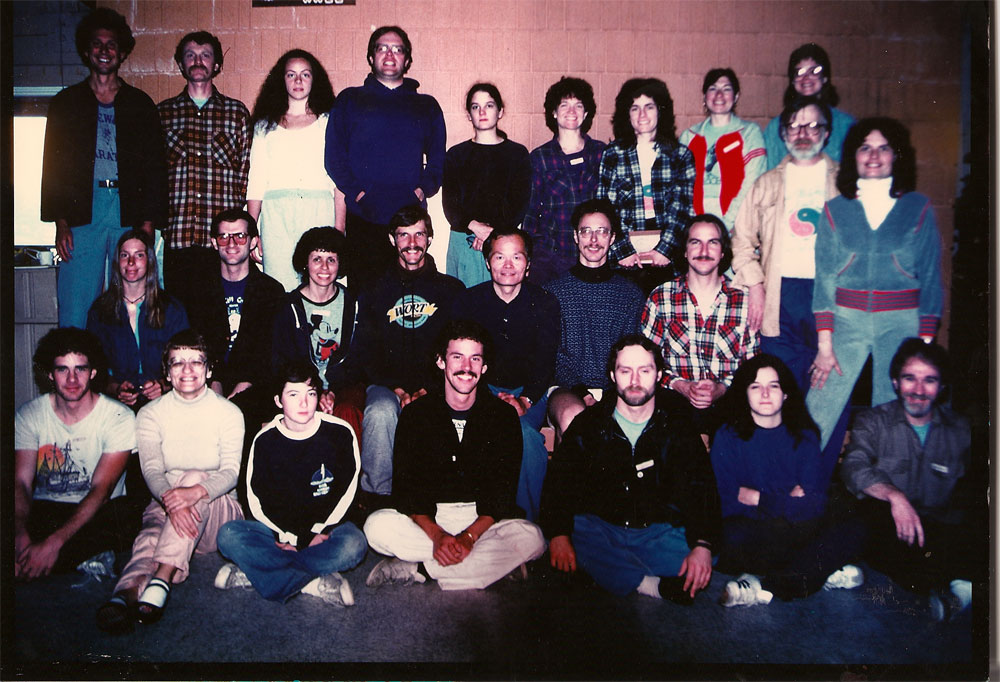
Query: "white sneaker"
929 580 972 622
214 562 253 590
311 572 354 607
823 564 864 590
719 574 773 607
365 557 427 588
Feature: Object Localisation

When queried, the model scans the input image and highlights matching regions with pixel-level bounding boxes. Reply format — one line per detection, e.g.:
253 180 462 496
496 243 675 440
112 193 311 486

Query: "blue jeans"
360 385 401 495
57 184 128 328
806 306 918 449
217 520 367 602
488 385 548 522
571 514 700 596
760 277 817 396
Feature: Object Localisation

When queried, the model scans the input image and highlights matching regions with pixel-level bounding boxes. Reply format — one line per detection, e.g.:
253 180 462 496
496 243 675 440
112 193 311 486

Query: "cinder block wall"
30 0 968 338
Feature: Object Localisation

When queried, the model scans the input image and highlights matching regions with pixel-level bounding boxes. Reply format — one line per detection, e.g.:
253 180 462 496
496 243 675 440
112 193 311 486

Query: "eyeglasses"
168 358 206 371
793 64 825 80
215 232 249 245
577 226 612 237
374 44 406 55
786 121 827 137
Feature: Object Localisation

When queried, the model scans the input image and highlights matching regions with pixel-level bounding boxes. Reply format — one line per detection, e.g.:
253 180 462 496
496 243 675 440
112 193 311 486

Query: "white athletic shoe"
719 574 773 607
929 579 972 622
214 562 253 590
365 557 427 588
313 572 355 607
823 564 864 591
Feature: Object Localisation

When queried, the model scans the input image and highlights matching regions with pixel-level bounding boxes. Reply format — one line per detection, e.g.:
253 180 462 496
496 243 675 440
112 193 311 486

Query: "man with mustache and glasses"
641 214 758 436
352 205 464 509
363 320 545 590
540 335 721 603
731 96 839 396
841 339 980 622
157 32 251 308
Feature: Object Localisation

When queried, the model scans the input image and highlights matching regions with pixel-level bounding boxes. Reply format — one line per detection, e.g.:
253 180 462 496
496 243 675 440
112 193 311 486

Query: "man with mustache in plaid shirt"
640 214 759 436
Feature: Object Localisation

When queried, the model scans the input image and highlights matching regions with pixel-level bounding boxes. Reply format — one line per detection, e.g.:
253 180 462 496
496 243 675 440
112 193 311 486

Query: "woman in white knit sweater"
95 330 244 634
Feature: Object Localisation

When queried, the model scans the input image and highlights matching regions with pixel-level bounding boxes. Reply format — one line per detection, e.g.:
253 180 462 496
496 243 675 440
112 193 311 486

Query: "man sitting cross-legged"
214 361 367 607
363 319 545 590
539 334 721 603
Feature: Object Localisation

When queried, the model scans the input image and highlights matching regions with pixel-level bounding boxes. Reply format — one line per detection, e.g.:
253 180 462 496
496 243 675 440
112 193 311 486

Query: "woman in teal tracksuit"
806 118 943 449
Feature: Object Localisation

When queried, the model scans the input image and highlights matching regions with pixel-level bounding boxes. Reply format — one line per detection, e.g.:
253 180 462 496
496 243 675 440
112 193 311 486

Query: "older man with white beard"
731 96 839 396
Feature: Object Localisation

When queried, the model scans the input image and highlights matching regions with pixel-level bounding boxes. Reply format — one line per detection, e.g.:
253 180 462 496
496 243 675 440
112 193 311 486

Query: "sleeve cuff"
814 312 834 332
918 316 940 338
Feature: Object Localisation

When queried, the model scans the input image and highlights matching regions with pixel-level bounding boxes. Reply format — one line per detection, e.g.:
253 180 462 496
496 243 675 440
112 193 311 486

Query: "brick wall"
17 0 968 337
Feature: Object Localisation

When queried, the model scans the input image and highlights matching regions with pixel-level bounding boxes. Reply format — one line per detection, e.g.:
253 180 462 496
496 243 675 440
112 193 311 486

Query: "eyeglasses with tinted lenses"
794 65 824 79
786 121 827 136
578 226 612 237
215 232 249 245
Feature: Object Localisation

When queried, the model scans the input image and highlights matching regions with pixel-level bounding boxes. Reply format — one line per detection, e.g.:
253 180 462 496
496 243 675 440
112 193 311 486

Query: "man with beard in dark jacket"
355 205 464 504
540 334 722 603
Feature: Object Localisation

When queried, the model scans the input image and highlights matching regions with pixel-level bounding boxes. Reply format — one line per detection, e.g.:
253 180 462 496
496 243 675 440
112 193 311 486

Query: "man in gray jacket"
841 338 978 622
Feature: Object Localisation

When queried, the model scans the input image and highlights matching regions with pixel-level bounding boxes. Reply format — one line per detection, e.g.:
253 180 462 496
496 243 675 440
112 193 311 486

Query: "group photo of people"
11 1 988 674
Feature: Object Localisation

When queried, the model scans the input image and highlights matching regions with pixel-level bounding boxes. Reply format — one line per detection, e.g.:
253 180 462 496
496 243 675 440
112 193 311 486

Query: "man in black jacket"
355 205 464 501
362 319 545 590
41 7 166 329
540 334 722 602
185 208 284 509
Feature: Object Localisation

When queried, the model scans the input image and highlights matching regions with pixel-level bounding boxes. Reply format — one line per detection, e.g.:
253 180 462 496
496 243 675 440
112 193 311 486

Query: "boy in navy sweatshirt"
214 362 367 606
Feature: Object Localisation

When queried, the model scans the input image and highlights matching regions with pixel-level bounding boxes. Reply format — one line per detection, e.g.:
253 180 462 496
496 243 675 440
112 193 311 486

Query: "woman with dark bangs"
711 354 863 607
806 118 942 454
443 82 531 287
762 43 855 169
247 49 345 291
597 77 695 293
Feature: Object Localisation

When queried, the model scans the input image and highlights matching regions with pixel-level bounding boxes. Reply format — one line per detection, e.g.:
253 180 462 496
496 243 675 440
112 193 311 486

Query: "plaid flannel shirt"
597 140 695 262
640 275 759 387
522 136 605 255
158 89 251 249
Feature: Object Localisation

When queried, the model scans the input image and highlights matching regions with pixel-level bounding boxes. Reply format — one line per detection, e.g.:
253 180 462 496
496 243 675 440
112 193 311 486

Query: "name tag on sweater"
570 157 583 165
930 463 950 474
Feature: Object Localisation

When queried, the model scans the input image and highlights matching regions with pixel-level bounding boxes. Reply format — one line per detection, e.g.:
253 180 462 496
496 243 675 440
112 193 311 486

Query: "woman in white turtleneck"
804 118 944 450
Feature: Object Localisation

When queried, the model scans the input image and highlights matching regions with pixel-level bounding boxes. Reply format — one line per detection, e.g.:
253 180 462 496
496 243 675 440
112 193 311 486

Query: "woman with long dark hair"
87 229 189 409
711 354 863 607
442 82 531 286
762 43 855 169
597 77 695 292
247 49 344 291
806 118 942 451
679 68 766 232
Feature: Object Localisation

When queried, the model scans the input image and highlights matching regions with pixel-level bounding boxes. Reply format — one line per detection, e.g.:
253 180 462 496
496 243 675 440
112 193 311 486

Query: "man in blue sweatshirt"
325 26 447 293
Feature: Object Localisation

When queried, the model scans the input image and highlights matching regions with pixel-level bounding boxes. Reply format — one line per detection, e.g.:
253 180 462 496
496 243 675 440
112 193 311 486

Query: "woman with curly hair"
597 77 695 293
247 49 344 291
806 118 942 451
711 354 863 607
87 229 189 410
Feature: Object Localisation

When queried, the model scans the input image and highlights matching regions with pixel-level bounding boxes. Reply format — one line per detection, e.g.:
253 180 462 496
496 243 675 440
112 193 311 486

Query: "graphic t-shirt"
299 289 345 389
94 102 118 181
222 276 249 359
450 407 471 445
779 159 828 279
14 394 136 504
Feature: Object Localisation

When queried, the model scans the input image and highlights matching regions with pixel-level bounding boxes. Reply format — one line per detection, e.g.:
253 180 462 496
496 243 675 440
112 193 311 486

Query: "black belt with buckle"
97 179 119 188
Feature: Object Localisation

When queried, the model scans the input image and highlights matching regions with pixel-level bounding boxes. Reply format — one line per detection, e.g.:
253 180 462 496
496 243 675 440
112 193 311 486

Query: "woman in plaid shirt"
597 78 696 294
